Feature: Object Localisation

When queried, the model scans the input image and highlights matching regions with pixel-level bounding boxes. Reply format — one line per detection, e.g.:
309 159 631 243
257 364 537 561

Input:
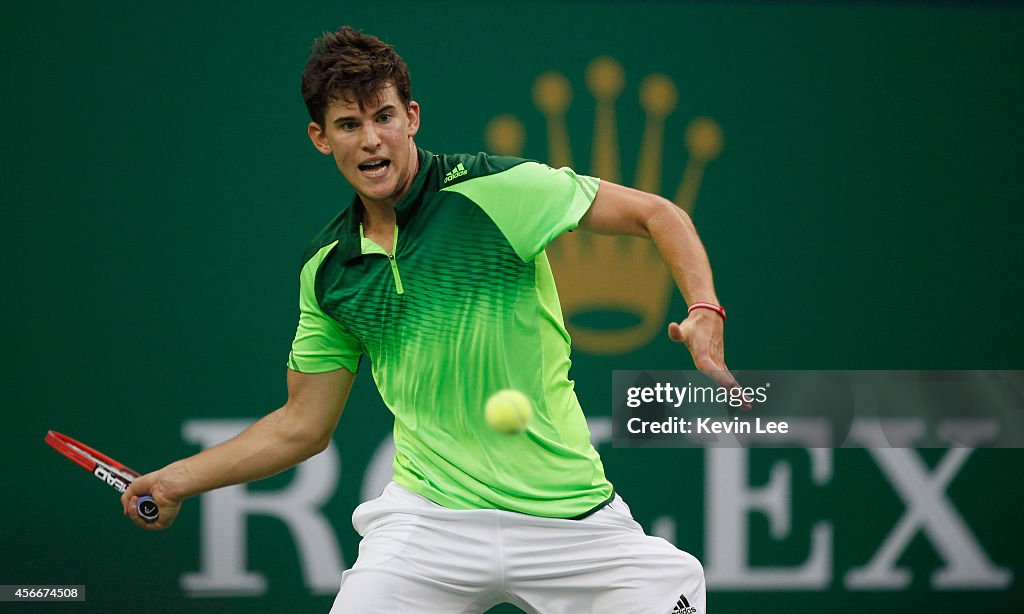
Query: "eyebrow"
332 105 397 126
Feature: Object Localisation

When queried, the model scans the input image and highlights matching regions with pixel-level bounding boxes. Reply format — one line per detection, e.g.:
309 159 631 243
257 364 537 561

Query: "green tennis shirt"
288 148 614 518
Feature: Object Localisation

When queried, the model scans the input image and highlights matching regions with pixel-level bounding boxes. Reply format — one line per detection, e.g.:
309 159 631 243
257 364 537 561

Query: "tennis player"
123 26 739 614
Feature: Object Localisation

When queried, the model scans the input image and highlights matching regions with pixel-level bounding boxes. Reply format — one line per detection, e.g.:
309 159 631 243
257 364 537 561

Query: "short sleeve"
441 161 600 262
287 242 362 373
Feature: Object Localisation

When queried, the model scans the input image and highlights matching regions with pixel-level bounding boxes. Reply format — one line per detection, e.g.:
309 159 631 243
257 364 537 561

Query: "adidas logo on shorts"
670 593 697 614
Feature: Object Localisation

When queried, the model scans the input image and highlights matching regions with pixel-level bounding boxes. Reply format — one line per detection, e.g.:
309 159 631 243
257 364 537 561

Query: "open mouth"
358 159 391 176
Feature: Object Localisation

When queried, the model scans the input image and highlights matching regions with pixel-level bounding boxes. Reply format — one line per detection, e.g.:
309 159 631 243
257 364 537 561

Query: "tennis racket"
44 430 159 522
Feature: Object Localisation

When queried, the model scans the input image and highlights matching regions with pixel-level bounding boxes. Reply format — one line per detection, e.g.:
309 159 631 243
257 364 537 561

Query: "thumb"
667 321 687 343
121 472 154 515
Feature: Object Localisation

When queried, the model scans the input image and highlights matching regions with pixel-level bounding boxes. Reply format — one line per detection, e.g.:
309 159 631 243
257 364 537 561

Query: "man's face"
309 84 420 209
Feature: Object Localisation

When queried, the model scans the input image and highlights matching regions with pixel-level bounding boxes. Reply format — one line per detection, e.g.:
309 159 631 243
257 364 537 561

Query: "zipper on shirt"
360 223 404 295
388 252 404 295
387 225 404 295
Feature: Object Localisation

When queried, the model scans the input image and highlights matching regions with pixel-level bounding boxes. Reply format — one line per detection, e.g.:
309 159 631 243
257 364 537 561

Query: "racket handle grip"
136 495 159 523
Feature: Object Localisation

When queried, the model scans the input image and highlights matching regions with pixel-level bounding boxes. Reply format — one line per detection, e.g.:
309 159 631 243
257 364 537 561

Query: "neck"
361 199 397 233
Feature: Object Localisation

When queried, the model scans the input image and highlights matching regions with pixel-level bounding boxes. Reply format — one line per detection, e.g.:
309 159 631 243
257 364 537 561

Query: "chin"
359 185 397 204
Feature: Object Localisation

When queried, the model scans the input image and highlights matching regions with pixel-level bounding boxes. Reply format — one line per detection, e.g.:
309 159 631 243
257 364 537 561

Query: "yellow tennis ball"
485 389 534 434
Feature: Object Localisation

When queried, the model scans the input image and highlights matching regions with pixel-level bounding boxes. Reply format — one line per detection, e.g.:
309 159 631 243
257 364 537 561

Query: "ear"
307 122 332 155
406 101 420 137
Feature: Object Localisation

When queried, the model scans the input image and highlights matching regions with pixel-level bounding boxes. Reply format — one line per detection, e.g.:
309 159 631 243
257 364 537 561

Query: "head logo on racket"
44 430 159 523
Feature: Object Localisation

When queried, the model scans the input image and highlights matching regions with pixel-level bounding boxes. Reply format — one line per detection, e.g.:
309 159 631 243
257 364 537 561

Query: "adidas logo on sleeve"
671 593 697 614
443 162 468 183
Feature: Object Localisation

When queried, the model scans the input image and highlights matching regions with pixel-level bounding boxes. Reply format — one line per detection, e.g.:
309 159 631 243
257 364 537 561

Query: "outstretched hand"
668 310 749 409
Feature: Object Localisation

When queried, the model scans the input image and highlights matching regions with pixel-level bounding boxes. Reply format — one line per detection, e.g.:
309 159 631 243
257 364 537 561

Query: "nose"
361 122 382 151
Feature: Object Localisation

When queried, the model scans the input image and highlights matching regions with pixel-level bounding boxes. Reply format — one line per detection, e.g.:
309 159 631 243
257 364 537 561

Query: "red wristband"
687 302 726 322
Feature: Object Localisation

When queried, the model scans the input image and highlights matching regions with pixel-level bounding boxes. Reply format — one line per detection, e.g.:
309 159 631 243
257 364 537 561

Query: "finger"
705 366 739 391
125 495 143 526
122 476 146 512
713 368 752 411
721 362 752 410
667 321 685 342
699 361 740 391
129 495 142 524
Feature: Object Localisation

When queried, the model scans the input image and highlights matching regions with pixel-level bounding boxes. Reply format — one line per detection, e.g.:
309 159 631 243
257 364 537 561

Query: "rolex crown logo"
485 57 723 355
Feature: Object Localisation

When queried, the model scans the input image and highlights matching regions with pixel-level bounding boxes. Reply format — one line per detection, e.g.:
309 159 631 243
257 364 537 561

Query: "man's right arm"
121 367 354 529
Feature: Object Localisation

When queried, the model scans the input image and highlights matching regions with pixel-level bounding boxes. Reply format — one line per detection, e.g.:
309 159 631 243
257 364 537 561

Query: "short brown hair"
301 26 412 126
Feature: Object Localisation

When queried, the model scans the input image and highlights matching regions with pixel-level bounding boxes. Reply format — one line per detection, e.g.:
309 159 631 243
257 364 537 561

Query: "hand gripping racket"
44 430 159 522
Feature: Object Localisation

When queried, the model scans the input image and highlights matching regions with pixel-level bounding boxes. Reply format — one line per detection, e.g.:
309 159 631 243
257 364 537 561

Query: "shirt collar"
337 148 434 263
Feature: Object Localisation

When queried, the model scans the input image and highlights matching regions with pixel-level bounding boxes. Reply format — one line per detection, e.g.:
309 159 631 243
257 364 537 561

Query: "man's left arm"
577 181 743 396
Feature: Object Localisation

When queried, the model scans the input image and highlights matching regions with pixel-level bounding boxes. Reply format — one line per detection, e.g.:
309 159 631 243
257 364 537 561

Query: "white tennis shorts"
330 482 705 613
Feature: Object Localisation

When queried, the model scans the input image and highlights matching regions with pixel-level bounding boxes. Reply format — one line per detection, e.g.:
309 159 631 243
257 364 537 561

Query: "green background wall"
3 1 1022 612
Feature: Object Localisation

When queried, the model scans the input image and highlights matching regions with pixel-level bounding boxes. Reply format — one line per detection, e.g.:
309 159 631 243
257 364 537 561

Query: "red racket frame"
45 430 141 490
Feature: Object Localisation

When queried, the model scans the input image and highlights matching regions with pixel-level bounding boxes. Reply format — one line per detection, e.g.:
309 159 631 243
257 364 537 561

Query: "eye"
377 113 392 123
340 121 358 131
